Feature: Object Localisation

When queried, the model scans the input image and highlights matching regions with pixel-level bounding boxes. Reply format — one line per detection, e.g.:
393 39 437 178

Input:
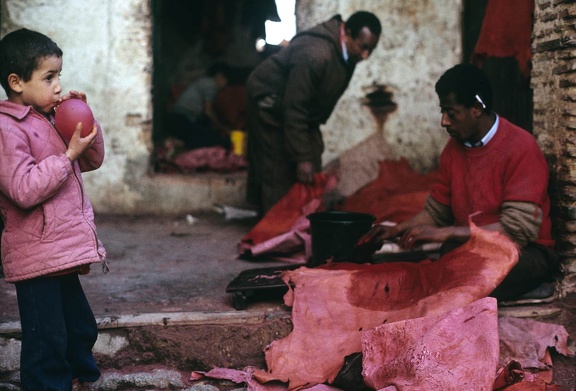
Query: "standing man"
360 63 560 301
246 11 381 214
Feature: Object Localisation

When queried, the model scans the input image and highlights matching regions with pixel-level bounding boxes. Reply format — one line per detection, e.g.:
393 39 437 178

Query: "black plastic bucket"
307 211 376 267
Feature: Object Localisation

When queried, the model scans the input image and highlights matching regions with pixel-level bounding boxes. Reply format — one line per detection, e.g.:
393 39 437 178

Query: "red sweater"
430 117 553 247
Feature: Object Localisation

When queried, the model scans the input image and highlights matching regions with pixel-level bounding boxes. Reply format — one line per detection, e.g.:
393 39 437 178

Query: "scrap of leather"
190 366 288 391
471 0 534 77
191 366 344 391
494 361 525 390
340 158 438 224
172 146 248 171
239 173 335 258
498 316 572 370
361 297 499 391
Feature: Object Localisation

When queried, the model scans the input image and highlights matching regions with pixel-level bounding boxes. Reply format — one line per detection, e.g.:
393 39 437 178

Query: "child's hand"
59 90 88 104
65 122 97 162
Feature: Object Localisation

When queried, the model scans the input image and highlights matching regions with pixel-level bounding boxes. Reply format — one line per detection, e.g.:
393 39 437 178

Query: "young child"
0 28 107 390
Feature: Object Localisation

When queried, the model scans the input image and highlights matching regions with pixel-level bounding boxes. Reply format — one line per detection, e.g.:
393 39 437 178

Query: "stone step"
1 303 568 391
0 309 292 391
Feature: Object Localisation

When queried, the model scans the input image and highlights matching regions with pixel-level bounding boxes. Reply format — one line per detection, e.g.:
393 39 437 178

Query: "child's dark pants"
15 272 100 391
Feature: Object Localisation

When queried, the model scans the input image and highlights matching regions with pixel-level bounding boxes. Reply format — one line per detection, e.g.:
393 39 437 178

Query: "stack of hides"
238 159 434 262
201 159 573 390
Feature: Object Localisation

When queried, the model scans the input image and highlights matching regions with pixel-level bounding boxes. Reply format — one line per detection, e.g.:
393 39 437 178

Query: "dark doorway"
150 0 279 174
462 0 533 132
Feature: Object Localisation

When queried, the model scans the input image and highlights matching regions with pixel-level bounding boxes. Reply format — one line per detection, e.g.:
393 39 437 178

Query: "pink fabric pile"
201 158 575 390
172 146 247 172
259 222 519 390
238 159 434 261
194 223 573 390
238 173 337 262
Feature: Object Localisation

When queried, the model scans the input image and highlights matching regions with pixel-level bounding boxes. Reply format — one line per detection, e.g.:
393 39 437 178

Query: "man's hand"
356 223 401 254
356 209 445 252
358 224 399 245
398 225 455 249
296 161 315 183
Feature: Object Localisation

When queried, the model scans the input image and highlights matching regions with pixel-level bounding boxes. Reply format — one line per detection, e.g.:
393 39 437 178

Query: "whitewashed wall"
1 0 462 214
297 0 461 172
0 0 159 214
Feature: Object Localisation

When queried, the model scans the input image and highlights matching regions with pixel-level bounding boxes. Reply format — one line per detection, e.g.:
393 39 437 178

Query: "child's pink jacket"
0 100 106 282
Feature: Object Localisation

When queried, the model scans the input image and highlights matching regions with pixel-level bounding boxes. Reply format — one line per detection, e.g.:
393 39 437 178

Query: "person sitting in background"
359 63 561 301
167 62 232 151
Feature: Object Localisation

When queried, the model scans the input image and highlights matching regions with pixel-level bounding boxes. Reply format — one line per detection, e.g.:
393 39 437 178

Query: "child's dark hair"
0 28 63 96
435 63 493 112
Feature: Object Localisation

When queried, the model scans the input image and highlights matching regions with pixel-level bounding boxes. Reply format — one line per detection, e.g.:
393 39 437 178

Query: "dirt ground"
89 213 576 389
1 213 575 389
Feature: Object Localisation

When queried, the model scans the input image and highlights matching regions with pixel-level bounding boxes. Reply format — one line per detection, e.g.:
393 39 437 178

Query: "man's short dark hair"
345 11 382 39
435 63 493 112
0 28 63 96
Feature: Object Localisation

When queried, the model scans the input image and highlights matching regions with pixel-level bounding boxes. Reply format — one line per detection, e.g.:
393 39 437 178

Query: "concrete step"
0 309 292 391
2 303 571 391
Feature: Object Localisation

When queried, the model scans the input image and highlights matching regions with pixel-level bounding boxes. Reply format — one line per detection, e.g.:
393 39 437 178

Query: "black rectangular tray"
226 263 305 309
226 248 441 310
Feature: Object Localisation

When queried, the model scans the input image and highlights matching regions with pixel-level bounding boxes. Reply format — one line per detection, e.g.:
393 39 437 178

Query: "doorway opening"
462 0 533 132
150 0 294 175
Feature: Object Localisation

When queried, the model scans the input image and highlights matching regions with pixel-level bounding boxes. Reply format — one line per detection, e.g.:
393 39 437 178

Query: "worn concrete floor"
0 212 575 389
0 212 289 324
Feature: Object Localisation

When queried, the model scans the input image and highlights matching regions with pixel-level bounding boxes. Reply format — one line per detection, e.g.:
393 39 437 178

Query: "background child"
0 28 107 390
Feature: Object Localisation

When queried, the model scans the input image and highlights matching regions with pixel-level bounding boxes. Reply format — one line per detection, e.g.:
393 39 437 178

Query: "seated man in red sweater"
361 63 560 301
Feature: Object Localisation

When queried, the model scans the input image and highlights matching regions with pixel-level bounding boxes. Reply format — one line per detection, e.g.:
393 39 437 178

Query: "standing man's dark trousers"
246 97 322 215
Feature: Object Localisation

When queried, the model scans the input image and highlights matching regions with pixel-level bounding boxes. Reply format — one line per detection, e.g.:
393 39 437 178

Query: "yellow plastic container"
230 130 246 156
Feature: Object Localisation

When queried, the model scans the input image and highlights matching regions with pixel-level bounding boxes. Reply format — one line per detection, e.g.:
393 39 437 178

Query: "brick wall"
532 0 576 292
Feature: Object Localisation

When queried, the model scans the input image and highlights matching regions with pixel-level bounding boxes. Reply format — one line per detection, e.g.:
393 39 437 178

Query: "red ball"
54 98 94 141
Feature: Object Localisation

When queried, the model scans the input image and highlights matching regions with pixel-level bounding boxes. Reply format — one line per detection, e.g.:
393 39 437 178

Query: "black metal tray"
226 263 305 309
226 248 441 310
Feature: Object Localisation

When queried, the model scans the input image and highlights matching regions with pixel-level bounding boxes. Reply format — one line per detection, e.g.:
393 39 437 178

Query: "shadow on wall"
362 83 398 130
325 84 398 200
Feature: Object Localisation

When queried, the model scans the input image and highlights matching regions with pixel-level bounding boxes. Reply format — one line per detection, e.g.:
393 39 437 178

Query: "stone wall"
0 0 247 214
0 0 462 214
532 0 576 292
297 0 461 173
